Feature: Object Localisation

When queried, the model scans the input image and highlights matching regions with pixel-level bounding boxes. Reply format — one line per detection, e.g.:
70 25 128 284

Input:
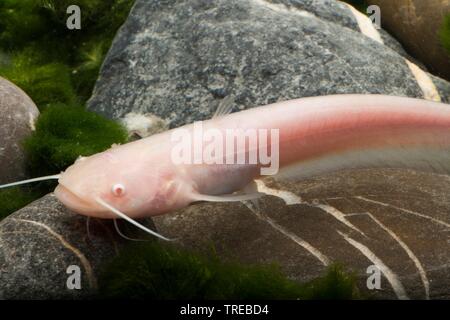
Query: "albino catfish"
2 94 450 241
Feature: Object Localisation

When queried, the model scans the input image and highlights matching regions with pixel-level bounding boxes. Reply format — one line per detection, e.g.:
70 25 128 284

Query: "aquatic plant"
0 1 134 218
98 243 360 300
0 0 135 105
0 187 40 220
0 102 127 216
0 52 77 108
72 40 109 101
24 103 128 177
440 14 450 56
300 263 360 299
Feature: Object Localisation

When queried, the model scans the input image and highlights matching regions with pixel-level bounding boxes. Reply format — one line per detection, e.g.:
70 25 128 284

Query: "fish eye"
112 183 126 197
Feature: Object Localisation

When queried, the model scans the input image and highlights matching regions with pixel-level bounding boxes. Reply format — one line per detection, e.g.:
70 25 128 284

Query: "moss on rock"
0 0 135 106
24 103 128 176
1 53 77 108
440 14 450 56
0 1 134 218
0 187 40 220
98 243 360 300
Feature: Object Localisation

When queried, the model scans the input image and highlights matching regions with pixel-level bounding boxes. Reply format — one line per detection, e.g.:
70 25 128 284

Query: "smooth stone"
0 193 156 299
369 0 450 81
154 169 450 300
88 0 450 128
0 76 39 184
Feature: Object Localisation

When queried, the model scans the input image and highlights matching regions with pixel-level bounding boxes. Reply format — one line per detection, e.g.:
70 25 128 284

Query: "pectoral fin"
193 191 263 203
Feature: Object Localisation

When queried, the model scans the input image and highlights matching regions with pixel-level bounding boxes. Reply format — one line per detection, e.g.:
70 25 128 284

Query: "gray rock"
269 0 411 59
0 77 39 184
154 169 450 300
432 75 450 103
88 0 450 128
0 193 155 299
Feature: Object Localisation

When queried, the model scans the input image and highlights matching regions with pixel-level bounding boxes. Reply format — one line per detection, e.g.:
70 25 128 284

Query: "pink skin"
53 94 450 220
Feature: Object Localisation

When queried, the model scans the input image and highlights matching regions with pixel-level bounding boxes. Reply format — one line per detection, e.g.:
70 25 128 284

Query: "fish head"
54 147 191 219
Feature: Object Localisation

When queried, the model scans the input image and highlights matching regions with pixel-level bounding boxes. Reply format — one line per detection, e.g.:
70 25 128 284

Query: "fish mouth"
54 184 101 216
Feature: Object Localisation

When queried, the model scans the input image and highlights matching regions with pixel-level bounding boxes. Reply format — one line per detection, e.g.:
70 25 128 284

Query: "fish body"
53 94 450 220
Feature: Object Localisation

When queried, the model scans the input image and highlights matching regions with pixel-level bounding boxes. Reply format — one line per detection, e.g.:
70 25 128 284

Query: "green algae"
24 103 128 177
98 242 360 300
0 1 134 217
440 14 450 56
0 187 42 220
0 0 135 105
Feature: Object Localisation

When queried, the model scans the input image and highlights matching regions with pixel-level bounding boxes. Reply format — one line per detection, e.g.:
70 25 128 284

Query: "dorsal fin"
213 95 235 119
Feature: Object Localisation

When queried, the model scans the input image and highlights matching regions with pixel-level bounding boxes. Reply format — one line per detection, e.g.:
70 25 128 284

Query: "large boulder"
0 194 155 299
0 76 39 184
88 0 450 127
1 174 448 299
154 169 450 300
369 0 450 81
